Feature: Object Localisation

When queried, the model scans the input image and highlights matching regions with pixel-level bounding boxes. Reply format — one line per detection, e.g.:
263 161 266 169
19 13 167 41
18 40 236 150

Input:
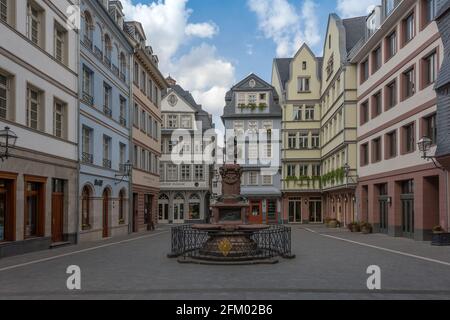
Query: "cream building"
0 0 79 257
272 44 323 224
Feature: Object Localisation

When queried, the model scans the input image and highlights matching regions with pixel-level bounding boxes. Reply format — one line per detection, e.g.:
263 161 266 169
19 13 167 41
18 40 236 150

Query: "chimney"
166 76 176 86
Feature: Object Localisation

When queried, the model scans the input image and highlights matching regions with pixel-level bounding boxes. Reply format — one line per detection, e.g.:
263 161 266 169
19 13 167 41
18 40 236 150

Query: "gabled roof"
437 0 450 19
231 73 275 91
273 58 292 90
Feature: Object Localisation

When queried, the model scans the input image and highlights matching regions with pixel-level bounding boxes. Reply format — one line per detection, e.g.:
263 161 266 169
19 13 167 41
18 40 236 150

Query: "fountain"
168 164 294 265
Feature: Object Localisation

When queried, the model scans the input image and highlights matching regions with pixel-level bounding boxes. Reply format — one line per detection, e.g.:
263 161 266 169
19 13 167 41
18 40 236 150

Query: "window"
360 100 369 125
53 100 66 138
305 106 315 121
311 134 320 149
302 61 307 70
287 164 296 177
385 80 397 110
140 110 146 132
147 115 153 137
24 180 44 238
54 23 67 64
361 143 369 166
372 92 382 118
299 133 308 149
26 86 41 130
119 96 127 126
119 143 126 169
293 106 302 121
81 186 91 229
133 104 139 127
234 120 244 135
361 59 369 83
372 137 382 163
0 0 7 23
181 165 191 181
424 0 438 26
385 0 395 16
195 165 204 180
248 172 258 186
312 164 321 177
133 145 138 167
422 51 437 88
403 123 416 154
27 2 43 46
249 143 258 160
133 62 139 84
181 115 192 129
326 55 334 79
402 67 415 100
82 67 93 96
298 77 310 92
141 71 146 93
167 164 178 181
153 119 158 140
262 175 272 185
403 13 415 45
386 130 397 159
288 133 297 149
103 135 111 168
248 120 258 134
103 83 112 117
299 165 308 177
372 46 382 73
104 35 112 64
386 31 397 60
423 114 437 145
168 115 178 128
0 73 9 120
141 149 146 170
82 126 93 163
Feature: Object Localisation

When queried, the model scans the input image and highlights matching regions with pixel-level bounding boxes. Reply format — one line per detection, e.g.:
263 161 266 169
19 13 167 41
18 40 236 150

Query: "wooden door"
51 193 64 243
103 190 109 238
248 201 262 224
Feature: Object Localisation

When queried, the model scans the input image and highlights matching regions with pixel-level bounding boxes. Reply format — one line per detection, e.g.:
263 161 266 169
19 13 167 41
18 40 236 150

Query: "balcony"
82 152 93 164
83 36 93 50
103 158 112 169
112 65 119 77
120 72 126 82
94 46 103 60
82 92 94 106
104 56 111 68
119 116 127 127
103 105 112 118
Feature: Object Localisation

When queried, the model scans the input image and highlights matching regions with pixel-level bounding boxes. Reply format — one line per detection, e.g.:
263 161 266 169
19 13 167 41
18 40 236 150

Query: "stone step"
49 242 72 249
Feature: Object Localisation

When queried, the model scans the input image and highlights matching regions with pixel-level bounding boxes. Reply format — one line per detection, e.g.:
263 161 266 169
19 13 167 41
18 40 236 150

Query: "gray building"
222 74 282 224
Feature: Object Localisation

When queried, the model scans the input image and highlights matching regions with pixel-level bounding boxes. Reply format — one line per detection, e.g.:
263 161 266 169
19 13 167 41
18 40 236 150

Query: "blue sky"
122 0 378 128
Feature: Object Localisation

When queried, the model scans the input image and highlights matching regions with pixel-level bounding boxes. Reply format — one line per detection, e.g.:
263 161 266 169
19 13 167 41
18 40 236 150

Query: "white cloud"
247 0 321 57
185 22 219 38
336 0 378 18
122 0 235 130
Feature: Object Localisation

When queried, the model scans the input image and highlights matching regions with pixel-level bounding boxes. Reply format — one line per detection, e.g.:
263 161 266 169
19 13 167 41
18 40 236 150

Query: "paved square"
0 225 450 300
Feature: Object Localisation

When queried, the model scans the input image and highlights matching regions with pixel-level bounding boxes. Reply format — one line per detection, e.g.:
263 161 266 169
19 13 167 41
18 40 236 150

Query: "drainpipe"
75 0 81 244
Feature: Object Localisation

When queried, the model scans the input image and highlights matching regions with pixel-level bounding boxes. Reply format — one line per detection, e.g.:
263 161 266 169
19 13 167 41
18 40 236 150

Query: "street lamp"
115 160 132 184
417 136 444 171
0 127 18 162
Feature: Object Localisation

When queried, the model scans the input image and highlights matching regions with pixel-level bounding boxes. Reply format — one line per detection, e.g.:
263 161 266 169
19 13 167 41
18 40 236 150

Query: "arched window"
104 34 112 65
119 189 126 224
189 194 201 220
83 11 93 45
119 52 127 77
159 194 169 201
81 185 92 230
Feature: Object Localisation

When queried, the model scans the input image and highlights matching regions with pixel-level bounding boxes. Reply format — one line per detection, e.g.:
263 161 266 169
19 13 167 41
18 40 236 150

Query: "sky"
121 0 379 130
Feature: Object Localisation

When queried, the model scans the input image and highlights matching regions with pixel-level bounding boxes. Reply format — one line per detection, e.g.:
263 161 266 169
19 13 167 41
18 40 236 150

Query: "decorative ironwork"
0 127 18 161
82 92 94 106
83 36 93 50
82 152 93 164
119 116 127 127
94 46 103 60
103 158 112 169
168 225 295 262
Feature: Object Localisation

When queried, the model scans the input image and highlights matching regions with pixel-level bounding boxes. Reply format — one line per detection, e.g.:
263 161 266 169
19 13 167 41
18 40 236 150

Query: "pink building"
351 0 448 240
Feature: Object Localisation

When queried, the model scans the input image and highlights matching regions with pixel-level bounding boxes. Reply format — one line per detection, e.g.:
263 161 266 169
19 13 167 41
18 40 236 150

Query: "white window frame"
26 86 40 130
0 73 9 120
53 100 65 138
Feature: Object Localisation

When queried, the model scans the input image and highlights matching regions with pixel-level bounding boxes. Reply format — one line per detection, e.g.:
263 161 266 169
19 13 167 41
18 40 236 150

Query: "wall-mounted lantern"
0 127 18 162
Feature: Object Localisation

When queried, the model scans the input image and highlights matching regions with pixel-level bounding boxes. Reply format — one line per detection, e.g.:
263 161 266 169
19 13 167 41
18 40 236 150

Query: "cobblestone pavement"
0 225 450 300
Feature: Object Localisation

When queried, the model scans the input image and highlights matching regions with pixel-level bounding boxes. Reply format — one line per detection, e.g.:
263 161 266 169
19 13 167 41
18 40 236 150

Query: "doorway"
51 179 65 243
173 194 185 224
158 194 169 223
102 188 110 238
309 198 322 223
288 198 302 224
378 184 389 234
249 201 262 224
132 193 138 232
0 181 7 242
401 180 415 239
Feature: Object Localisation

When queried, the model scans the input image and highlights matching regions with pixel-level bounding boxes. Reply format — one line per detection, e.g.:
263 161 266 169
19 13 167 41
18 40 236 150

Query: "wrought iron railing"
103 105 112 118
82 152 93 164
82 92 94 106
168 225 295 260
119 116 127 127
103 158 112 169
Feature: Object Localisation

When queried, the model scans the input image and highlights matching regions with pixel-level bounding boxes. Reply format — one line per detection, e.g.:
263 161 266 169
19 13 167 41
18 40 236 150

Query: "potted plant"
360 222 373 234
327 219 338 228
431 226 450 246
347 222 360 233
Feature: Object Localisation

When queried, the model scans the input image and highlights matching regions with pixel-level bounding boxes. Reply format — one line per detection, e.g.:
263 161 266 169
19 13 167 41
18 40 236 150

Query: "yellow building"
272 44 323 224
272 15 366 225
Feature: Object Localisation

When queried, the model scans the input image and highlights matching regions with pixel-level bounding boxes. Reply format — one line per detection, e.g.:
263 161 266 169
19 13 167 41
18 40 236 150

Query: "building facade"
320 14 365 227
78 0 133 242
0 0 79 257
159 78 215 224
124 21 167 232
352 0 445 240
272 45 324 224
222 74 283 224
